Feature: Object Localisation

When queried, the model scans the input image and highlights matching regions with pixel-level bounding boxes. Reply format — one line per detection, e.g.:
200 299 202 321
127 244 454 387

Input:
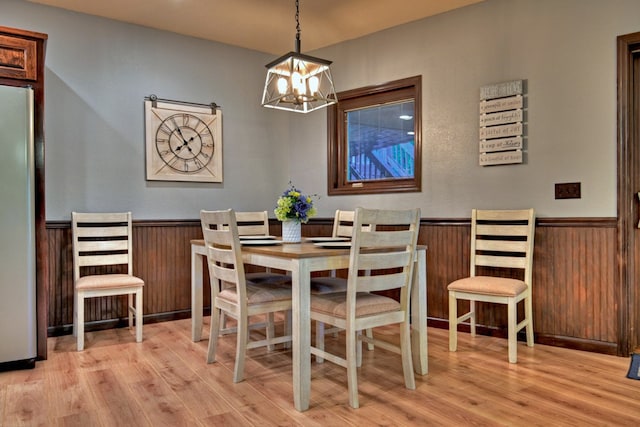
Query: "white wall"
4 0 640 220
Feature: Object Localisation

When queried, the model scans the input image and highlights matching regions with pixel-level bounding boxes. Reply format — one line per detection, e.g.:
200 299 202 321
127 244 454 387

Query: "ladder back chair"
311 209 374 362
72 212 144 351
220 211 292 341
309 207 420 408
200 209 292 383
448 208 536 363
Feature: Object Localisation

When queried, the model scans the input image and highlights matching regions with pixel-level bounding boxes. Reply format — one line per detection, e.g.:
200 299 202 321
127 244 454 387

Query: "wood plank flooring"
1 318 640 426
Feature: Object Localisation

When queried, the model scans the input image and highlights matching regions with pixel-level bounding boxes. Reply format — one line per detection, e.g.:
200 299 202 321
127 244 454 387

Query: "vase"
281 220 301 243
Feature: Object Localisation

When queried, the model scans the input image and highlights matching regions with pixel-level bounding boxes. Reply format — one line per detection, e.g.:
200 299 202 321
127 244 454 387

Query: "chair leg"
233 315 249 383
400 320 416 390
525 295 534 347
356 330 362 368
207 306 221 363
266 312 275 351
365 328 374 351
284 310 292 349
315 321 325 363
219 312 227 334
448 291 457 352
73 290 78 338
135 289 143 343
346 329 360 409
507 298 518 363
128 293 134 329
469 300 476 336
76 292 85 351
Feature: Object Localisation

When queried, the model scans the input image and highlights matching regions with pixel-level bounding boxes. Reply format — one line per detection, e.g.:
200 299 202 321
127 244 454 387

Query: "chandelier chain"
295 0 300 42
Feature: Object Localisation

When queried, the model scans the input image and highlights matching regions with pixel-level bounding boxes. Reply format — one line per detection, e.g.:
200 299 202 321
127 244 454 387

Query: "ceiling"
26 0 484 55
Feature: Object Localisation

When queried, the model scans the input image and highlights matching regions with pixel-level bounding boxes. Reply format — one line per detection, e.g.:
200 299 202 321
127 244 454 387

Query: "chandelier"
261 0 338 113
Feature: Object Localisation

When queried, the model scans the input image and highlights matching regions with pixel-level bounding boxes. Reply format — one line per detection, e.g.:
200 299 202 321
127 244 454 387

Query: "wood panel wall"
46 217 619 355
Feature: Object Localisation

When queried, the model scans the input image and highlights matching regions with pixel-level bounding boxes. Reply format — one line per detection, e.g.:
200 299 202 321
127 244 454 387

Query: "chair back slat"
75 240 128 252
358 271 409 293
475 239 529 253
77 253 130 268
475 254 528 269
475 209 532 221
357 251 412 271
476 224 530 237
74 225 129 238
235 211 270 236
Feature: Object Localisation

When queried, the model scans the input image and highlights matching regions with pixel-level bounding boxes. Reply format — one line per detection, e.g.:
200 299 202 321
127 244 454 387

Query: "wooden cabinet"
0 33 38 80
0 26 48 361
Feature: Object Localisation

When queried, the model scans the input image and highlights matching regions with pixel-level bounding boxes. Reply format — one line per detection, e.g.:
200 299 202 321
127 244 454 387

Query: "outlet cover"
555 182 581 199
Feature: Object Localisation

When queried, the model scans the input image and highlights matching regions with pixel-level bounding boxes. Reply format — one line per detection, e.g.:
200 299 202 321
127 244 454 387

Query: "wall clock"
145 98 222 182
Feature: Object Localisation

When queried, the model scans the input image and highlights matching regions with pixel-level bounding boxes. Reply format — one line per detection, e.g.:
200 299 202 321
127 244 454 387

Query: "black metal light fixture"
261 0 337 113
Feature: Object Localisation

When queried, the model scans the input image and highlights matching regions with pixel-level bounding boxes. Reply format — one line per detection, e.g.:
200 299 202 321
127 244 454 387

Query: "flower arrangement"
274 183 317 224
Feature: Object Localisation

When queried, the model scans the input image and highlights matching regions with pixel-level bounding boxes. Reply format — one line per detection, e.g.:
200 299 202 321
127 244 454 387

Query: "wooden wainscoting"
46 216 619 355
422 217 618 355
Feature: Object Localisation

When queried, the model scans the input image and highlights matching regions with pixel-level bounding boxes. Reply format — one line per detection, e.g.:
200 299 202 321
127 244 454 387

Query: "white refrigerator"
0 85 37 370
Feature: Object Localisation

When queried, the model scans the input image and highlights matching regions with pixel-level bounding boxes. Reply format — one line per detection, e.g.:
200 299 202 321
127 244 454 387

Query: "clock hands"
170 118 198 154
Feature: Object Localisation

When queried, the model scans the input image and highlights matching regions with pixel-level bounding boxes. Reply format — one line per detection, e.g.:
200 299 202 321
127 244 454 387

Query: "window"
328 75 421 195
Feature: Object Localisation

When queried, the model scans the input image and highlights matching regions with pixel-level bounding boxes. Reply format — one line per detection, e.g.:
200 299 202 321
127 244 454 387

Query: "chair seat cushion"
219 283 291 304
447 276 527 296
246 272 292 286
76 274 144 290
310 277 347 294
311 292 400 318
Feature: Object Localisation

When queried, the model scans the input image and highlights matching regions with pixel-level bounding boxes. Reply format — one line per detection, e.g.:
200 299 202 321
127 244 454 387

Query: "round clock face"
155 113 214 173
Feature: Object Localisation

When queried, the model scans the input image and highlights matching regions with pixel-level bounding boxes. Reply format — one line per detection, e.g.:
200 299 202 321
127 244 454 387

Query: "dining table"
190 238 428 412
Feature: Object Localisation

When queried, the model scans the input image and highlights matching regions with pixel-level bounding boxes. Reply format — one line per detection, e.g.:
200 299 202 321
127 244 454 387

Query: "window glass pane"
346 100 415 182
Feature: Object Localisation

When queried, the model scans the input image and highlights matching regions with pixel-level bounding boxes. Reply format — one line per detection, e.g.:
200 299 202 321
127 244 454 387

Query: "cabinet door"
0 34 37 80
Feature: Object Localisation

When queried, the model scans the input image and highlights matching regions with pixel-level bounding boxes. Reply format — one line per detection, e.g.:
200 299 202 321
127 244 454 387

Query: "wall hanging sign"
478 80 525 166
145 95 222 182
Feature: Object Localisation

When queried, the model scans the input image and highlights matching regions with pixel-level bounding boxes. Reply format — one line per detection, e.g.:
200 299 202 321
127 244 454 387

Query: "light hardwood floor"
1 318 639 426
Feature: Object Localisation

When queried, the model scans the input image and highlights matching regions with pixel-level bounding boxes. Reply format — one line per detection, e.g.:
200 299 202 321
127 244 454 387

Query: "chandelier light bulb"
308 76 319 94
277 77 288 94
292 71 304 94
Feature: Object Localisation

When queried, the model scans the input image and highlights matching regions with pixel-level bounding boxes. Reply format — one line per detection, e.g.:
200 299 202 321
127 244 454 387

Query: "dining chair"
448 208 536 364
219 211 292 343
200 209 292 382
235 210 292 286
311 210 374 362
71 212 144 351
309 207 420 408
310 210 361 294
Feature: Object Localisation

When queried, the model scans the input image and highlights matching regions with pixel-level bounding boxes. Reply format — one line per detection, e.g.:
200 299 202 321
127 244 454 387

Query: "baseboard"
47 308 211 337
427 317 618 356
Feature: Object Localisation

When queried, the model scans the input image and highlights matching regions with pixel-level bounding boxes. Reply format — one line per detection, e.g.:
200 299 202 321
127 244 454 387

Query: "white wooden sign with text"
478 80 525 166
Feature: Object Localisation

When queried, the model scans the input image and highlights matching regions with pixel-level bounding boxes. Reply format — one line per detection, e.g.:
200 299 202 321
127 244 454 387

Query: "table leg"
291 260 311 411
191 246 204 342
411 248 428 375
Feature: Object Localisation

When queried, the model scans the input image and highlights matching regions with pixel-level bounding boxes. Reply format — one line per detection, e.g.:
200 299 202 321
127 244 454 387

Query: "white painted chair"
448 208 536 364
309 207 420 408
72 212 144 351
311 210 374 362
219 211 292 343
200 209 292 382
236 210 292 286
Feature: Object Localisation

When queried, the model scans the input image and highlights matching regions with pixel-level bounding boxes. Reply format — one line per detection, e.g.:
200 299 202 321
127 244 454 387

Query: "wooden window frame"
327 75 422 195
